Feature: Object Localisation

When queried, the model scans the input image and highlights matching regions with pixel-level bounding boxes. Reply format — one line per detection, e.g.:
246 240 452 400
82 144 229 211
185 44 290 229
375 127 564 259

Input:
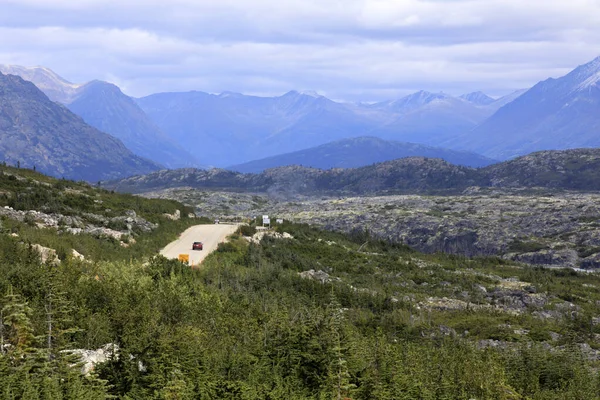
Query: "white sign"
262 215 270 225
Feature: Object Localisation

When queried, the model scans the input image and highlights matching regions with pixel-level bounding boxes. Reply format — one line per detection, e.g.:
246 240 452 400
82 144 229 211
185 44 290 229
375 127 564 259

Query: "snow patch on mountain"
0 64 82 89
577 71 600 90
460 91 495 106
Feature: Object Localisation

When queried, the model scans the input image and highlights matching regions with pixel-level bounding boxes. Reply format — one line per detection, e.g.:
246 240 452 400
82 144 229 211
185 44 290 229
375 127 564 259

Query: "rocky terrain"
106 157 484 196
0 164 196 264
108 148 600 196
140 186 600 270
142 187 270 217
0 205 157 244
265 190 600 269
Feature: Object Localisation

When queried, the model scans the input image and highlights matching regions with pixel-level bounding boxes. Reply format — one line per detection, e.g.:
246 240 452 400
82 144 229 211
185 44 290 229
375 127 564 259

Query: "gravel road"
160 223 239 266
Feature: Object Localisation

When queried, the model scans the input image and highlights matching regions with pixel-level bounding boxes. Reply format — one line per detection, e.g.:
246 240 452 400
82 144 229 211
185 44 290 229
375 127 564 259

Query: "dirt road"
160 223 239 266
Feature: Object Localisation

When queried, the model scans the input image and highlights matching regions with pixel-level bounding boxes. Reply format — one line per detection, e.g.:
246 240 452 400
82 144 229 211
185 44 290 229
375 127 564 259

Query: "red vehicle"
192 241 203 251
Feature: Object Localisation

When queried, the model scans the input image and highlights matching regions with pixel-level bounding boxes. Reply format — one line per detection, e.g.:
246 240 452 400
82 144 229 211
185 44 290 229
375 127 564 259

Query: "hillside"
136 88 520 167
0 72 160 181
67 80 202 168
137 90 376 166
0 64 81 103
485 148 600 189
108 147 600 196
0 164 199 261
2 166 600 398
107 157 485 196
456 56 600 159
228 136 497 173
365 91 493 144
0 66 202 169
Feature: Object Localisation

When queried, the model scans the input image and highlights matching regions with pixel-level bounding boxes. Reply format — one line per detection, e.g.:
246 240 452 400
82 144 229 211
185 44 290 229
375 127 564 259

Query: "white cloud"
0 0 599 100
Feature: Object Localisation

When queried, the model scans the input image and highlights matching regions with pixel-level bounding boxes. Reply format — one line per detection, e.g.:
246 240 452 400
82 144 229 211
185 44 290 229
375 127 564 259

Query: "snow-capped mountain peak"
299 90 321 98
563 55 600 91
459 91 495 106
0 64 84 103
577 70 600 90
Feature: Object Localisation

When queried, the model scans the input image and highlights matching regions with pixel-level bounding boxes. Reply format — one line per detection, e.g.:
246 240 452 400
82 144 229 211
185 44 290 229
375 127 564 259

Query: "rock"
477 339 511 350
580 253 600 269
439 325 457 337
86 227 124 240
549 331 562 341
71 249 85 261
298 269 340 284
63 343 119 375
524 285 537 293
576 343 600 362
163 209 181 220
246 230 294 244
474 284 487 293
31 244 60 265
512 249 579 268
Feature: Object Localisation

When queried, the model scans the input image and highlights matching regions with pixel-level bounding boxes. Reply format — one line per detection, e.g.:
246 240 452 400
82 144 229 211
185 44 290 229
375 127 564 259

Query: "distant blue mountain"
453 56 600 160
0 72 160 181
0 65 202 169
459 91 495 105
67 81 202 168
228 136 497 173
136 90 377 167
137 89 515 167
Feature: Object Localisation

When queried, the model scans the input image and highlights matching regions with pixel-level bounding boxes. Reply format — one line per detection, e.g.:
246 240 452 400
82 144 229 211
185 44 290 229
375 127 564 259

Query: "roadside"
160 223 239 266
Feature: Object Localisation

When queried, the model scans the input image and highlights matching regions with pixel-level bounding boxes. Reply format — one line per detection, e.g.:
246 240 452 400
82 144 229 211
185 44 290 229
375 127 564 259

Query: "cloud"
0 0 599 101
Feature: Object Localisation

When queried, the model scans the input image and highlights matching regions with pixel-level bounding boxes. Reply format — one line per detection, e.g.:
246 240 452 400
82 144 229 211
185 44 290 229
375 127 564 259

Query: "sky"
0 0 599 102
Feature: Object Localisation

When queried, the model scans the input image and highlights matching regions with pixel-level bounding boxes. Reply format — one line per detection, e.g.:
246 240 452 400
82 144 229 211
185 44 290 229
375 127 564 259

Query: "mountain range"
136 88 518 167
2 55 600 179
452 56 600 159
0 72 160 181
228 136 497 173
0 65 201 169
106 148 600 196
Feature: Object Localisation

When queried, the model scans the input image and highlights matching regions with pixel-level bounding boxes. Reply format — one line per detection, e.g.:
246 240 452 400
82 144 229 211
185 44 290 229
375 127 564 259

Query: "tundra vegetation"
1 166 600 398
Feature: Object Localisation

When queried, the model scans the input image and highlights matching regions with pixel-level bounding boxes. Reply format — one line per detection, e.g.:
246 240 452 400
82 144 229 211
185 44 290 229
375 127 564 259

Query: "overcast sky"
0 0 599 101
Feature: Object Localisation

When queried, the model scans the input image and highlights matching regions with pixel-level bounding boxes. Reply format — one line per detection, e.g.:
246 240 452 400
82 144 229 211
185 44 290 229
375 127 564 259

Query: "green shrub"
509 239 546 253
238 225 257 237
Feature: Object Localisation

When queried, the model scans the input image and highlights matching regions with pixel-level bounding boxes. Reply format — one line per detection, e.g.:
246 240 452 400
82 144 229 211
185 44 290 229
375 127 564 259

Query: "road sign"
178 254 189 264
263 215 270 226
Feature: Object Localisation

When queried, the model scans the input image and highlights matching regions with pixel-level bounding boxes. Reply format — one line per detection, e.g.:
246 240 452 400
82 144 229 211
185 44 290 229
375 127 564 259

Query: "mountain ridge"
67 80 202 168
0 65 202 168
106 147 600 195
453 56 600 159
0 72 161 181
227 136 497 173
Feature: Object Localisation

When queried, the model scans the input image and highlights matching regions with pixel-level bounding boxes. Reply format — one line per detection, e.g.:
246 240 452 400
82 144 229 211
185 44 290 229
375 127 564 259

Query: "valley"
2 165 600 398
2 29 600 398
141 186 600 269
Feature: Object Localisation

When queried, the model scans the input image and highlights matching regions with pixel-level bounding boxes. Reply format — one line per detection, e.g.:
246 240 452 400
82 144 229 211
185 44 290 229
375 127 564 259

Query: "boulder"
31 244 60 265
